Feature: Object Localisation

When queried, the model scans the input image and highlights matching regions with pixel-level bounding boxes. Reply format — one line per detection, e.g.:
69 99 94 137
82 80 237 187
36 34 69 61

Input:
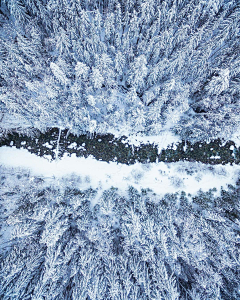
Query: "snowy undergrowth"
0 146 239 200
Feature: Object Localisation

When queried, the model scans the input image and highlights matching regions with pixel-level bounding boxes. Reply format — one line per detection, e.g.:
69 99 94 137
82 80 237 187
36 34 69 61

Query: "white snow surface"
0 146 239 198
128 132 180 151
110 128 180 151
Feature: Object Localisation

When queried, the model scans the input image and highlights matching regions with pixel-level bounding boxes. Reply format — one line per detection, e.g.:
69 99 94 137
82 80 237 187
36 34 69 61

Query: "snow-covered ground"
0 146 239 200
121 131 180 152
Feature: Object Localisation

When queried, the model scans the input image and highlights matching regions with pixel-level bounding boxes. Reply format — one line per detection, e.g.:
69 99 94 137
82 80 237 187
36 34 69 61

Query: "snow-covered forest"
1 163 240 299
0 0 240 139
0 0 240 299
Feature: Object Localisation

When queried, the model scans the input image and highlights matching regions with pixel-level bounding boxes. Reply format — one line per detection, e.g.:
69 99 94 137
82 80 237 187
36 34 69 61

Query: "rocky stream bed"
0 128 240 165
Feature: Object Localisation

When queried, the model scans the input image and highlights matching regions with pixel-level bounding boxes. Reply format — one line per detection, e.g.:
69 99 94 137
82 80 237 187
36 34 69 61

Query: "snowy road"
0 146 239 199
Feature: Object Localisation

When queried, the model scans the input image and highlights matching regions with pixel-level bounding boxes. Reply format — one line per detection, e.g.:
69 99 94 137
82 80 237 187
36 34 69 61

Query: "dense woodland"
1 1 240 299
0 0 240 139
0 169 240 299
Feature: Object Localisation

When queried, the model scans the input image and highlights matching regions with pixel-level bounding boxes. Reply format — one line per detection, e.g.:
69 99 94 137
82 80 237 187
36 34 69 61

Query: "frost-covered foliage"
1 168 240 299
0 0 240 139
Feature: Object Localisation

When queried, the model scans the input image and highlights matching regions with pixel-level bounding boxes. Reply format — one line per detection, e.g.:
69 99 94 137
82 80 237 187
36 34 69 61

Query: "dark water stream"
0 128 239 165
